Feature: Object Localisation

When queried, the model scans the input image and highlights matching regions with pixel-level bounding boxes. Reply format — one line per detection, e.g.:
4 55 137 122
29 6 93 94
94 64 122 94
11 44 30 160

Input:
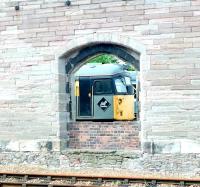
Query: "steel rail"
0 172 199 186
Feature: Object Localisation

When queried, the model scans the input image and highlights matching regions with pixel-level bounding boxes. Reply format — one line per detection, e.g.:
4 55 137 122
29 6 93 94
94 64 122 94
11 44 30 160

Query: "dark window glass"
79 78 92 116
93 79 113 95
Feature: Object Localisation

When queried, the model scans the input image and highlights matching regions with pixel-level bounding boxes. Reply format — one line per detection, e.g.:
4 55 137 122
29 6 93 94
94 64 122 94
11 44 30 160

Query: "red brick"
68 122 140 150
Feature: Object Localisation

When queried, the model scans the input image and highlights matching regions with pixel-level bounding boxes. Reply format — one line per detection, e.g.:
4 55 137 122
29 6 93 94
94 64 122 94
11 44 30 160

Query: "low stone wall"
0 151 200 178
67 121 140 150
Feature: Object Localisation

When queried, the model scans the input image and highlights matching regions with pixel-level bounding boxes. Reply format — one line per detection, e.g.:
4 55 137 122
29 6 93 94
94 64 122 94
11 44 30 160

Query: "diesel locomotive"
74 63 138 121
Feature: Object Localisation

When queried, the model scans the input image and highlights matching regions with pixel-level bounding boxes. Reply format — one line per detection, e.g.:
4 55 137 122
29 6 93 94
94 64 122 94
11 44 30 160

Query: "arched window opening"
64 43 140 122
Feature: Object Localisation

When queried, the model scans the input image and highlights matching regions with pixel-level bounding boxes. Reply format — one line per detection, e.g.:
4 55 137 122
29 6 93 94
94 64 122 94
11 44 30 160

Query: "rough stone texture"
0 151 200 178
68 121 140 150
0 0 200 175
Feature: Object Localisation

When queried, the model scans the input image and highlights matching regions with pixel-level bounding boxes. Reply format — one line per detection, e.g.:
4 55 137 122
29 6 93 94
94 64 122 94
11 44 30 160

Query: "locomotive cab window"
125 77 132 86
94 79 113 95
114 78 127 94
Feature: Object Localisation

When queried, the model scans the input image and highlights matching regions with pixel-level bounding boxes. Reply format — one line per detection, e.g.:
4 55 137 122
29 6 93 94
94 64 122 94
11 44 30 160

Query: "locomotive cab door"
76 77 93 118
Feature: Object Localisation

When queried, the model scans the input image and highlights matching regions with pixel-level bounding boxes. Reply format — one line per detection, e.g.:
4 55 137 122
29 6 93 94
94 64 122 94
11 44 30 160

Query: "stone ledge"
143 139 200 154
0 139 61 152
61 149 142 156
68 121 141 126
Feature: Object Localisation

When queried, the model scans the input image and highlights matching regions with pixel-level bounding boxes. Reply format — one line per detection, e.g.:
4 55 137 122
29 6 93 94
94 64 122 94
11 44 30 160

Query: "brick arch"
56 33 146 58
55 33 148 79
65 43 140 74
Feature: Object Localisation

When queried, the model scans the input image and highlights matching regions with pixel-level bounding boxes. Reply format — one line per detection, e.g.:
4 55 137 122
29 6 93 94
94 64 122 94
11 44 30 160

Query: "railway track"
0 172 199 187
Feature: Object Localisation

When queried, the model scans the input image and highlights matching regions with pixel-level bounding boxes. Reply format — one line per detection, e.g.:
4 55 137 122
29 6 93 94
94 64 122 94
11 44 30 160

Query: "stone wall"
0 0 200 155
0 151 200 178
68 121 140 150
